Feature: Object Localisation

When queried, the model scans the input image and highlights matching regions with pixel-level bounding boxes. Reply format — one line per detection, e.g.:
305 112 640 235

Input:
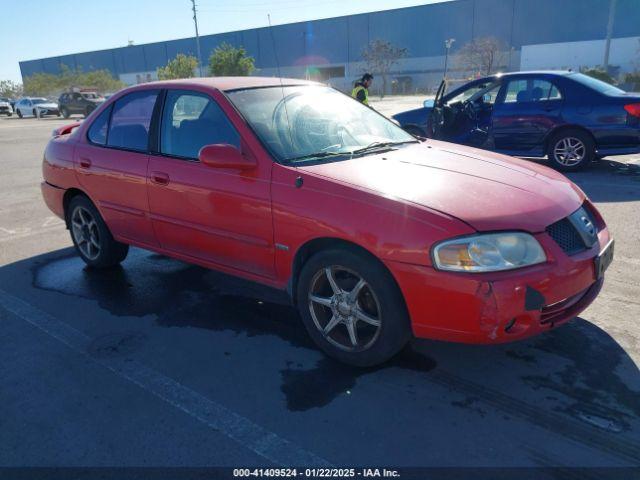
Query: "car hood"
298 141 584 232
37 103 58 108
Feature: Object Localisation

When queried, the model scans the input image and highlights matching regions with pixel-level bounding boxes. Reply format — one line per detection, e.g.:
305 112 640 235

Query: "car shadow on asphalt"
2 246 640 465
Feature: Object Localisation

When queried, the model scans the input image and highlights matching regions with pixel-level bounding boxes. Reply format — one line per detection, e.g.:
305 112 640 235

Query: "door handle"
79 157 92 169
151 171 170 186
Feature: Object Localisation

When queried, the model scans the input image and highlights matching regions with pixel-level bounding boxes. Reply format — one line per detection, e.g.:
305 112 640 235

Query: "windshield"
227 86 416 163
445 81 500 106
570 73 625 95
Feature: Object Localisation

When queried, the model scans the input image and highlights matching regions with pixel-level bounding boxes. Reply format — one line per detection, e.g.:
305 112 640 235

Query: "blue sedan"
392 71 640 170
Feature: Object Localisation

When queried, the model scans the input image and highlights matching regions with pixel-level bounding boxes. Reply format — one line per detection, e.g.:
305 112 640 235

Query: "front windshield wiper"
285 151 350 163
349 140 419 156
285 140 419 163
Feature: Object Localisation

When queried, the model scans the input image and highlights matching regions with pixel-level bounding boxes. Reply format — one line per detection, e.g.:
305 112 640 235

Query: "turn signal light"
624 103 640 118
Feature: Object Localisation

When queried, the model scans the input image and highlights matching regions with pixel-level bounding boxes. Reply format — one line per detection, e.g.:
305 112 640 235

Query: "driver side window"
160 90 240 160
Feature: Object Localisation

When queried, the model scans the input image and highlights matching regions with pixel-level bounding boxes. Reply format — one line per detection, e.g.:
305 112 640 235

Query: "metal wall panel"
368 0 474 57
19 0 640 82
512 0 608 46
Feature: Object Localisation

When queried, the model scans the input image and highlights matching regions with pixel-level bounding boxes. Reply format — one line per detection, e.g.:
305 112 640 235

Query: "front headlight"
432 232 546 272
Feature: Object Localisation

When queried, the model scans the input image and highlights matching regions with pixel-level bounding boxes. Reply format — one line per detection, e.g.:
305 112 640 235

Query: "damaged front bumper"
388 227 612 344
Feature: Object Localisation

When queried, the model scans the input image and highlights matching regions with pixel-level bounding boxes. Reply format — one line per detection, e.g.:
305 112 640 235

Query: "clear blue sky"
0 0 450 82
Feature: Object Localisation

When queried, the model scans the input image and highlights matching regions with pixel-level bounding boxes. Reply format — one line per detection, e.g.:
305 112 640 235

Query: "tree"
456 37 506 76
157 54 198 80
581 67 617 85
0 80 23 98
208 43 255 77
23 66 124 96
361 39 407 98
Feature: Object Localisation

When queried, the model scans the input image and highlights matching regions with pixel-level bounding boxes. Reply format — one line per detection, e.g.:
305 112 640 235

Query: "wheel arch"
288 236 404 308
544 124 597 155
62 188 93 227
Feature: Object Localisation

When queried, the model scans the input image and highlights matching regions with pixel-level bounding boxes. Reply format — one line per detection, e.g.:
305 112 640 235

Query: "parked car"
58 91 105 118
14 97 60 118
41 78 613 366
392 71 640 171
0 97 12 116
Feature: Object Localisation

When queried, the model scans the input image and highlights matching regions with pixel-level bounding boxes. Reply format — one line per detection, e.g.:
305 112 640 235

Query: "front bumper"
36 108 60 116
389 227 611 344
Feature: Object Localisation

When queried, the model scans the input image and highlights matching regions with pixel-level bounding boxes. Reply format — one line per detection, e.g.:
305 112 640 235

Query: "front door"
147 89 275 278
492 77 564 153
75 90 160 247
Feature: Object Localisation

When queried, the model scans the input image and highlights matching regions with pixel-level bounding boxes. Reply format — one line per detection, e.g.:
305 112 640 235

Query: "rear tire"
296 248 411 367
67 195 129 268
548 129 595 171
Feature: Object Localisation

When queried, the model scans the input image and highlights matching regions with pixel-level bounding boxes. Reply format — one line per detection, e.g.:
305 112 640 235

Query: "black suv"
58 91 104 118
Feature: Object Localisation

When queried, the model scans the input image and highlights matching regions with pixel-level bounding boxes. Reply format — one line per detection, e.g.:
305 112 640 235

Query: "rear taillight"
624 103 640 118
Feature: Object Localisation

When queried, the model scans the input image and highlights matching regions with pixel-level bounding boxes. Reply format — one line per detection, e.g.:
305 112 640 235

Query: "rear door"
492 76 564 153
146 88 275 278
74 89 159 247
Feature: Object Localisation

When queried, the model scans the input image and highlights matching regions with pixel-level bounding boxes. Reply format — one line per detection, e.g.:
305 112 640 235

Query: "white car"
0 97 12 116
14 97 60 118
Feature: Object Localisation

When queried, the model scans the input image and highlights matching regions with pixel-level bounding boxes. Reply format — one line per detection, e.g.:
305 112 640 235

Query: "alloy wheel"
553 137 586 167
308 265 382 352
71 206 101 260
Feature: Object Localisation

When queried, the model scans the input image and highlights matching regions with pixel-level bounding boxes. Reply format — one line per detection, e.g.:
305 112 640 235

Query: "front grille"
546 218 587 255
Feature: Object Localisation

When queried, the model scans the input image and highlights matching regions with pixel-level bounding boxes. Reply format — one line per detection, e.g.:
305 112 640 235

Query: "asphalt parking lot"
1 104 640 470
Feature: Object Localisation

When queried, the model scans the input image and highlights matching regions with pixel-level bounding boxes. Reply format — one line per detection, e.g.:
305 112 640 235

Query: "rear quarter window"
87 106 112 145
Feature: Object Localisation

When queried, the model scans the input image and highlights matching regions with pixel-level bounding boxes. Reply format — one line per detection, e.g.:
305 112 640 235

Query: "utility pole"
191 0 204 77
443 38 455 79
603 0 617 72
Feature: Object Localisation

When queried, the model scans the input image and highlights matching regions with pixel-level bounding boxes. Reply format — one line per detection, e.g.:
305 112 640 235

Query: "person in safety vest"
352 73 373 106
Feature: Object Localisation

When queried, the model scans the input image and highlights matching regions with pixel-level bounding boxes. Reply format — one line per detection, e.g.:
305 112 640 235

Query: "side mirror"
199 144 256 170
423 99 435 108
482 93 492 103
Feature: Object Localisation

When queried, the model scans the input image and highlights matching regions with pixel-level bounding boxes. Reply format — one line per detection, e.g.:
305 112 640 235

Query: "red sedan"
41 77 614 366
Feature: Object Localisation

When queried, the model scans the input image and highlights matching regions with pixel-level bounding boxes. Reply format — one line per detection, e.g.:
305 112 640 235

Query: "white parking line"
0 224 66 243
0 288 332 467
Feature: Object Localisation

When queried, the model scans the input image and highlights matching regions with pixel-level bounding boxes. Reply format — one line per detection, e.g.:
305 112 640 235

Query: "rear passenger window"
87 106 111 145
160 90 240 160
107 90 159 152
504 79 562 103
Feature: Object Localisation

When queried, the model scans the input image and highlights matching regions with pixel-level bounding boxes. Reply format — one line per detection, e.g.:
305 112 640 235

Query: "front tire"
61 107 70 119
548 129 595 171
16 109 23 118
67 195 129 268
296 248 411 367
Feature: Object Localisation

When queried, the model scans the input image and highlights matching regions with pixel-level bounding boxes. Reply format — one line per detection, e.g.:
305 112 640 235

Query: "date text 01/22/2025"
233 468 400 478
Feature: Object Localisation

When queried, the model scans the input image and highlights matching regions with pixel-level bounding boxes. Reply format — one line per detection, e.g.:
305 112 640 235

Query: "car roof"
136 76 321 92
476 70 574 82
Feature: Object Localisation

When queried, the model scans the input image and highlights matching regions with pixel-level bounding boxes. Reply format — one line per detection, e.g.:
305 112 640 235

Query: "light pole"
191 0 204 77
443 38 456 79
603 0 617 72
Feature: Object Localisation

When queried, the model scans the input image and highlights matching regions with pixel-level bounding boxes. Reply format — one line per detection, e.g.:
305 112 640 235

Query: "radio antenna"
267 14 295 157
